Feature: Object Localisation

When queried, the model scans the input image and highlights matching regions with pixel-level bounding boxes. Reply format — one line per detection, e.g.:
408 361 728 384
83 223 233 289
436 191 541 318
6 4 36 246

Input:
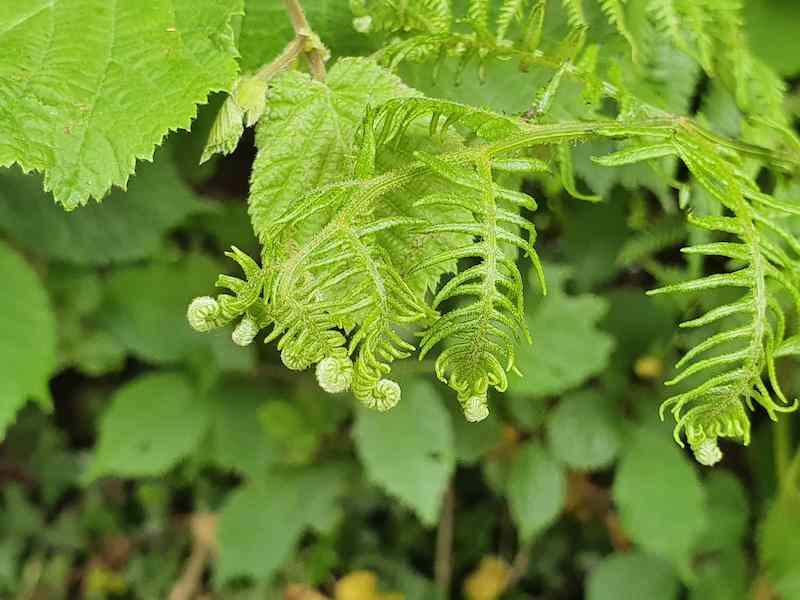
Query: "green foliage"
586 552 679 600
1 0 800 596
613 426 707 574
0 240 56 436
216 465 347 583
0 0 242 208
354 379 455 525
510 267 614 397
0 146 206 265
546 389 621 470
506 441 565 542
86 372 210 481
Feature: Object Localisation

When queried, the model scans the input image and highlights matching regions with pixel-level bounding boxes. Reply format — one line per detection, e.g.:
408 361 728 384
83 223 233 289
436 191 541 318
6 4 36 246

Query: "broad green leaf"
758 492 800 598
248 57 415 242
85 372 210 480
510 267 614 398
697 471 748 553
353 379 455 526
613 426 708 574
586 552 679 600
0 240 56 437
204 378 278 479
506 441 565 542
104 254 254 370
0 146 205 265
216 465 347 583
546 390 622 470
0 0 241 208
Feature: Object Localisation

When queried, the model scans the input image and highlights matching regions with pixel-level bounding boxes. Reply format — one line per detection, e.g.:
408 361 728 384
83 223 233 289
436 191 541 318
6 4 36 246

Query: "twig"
503 541 532 590
435 484 455 596
168 513 217 600
282 0 327 80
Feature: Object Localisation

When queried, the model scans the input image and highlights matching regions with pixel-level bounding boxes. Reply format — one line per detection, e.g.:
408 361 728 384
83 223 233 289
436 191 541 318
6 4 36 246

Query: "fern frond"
412 152 542 419
639 132 800 463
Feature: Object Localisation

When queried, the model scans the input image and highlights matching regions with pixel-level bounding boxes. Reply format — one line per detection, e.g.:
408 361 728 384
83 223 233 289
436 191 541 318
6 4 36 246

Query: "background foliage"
1 0 800 598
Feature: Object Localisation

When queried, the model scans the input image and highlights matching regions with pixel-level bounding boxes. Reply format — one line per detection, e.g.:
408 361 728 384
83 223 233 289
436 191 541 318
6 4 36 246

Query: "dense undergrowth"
0 0 800 598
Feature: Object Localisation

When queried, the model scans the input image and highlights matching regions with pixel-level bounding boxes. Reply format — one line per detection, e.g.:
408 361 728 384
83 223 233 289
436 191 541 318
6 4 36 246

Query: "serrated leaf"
613 426 708 574
546 390 622 470
85 372 209 480
248 57 415 242
0 146 205 265
216 465 347 583
0 240 56 438
758 492 800 598
506 441 565 542
353 379 455 526
0 0 242 207
510 268 614 398
587 552 679 600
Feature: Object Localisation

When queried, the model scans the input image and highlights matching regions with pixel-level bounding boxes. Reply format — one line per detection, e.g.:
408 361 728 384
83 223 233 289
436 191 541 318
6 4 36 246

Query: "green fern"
182 5 800 462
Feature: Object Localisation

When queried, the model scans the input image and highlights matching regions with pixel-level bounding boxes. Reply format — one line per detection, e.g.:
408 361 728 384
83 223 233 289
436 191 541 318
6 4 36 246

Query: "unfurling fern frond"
187 247 269 343
607 132 800 465
411 151 543 419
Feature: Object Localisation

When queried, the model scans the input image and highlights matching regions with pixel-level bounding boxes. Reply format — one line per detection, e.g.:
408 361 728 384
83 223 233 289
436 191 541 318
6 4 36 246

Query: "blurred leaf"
697 471 748 553
758 491 800 598
216 464 347 583
259 400 322 465
613 427 707 574
510 268 614 398
449 403 505 465
0 240 56 437
546 390 622 470
586 552 679 600
745 0 800 77
601 289 676 369
86 372 210 480
204 378 279 478
506 441 565 542
104 253 254 370
354 380 455 526
0 147 205 265
560 199 629 290
689 551 748 600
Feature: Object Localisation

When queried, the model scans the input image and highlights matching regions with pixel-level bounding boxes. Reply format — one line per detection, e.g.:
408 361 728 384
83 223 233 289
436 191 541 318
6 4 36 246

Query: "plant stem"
435 484 455 596
254 37 305 81
282 0 327 80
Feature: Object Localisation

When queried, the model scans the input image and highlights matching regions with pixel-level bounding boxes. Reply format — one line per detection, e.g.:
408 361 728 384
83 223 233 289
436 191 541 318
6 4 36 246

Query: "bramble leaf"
0 0 241 208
